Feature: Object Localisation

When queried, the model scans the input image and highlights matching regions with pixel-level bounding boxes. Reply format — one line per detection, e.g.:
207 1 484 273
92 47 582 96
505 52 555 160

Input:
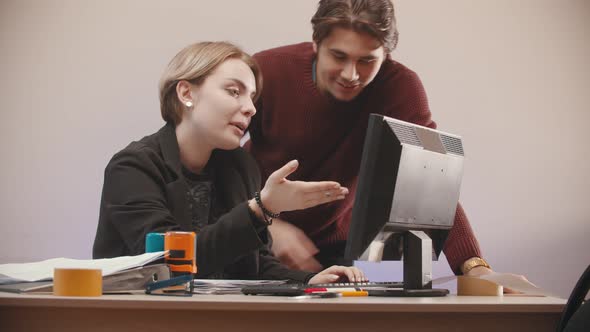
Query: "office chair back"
557 264 590 332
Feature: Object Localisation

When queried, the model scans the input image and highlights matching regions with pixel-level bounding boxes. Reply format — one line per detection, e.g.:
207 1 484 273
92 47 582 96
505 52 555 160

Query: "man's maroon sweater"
248 42 482 274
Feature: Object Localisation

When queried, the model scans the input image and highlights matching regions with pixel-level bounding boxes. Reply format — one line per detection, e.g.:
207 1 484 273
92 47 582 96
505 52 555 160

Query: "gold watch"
461 257 491 275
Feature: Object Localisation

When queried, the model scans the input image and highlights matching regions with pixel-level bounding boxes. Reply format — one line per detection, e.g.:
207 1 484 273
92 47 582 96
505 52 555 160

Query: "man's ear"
176 80 194 106
312 41 318 54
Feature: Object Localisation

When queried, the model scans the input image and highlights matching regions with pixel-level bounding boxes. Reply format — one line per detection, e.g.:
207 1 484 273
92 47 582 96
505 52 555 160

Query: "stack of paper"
0 252 165 285
192 279 286 295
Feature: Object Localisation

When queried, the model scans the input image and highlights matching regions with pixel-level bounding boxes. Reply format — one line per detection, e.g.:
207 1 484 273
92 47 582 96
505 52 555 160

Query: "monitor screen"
344 114 465 290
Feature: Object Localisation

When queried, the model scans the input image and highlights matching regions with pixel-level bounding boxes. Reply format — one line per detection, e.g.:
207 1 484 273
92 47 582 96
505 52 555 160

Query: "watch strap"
461 257 491 275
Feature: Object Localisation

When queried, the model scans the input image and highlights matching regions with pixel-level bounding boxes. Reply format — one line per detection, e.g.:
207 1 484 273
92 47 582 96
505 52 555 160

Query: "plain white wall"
1 0 588 298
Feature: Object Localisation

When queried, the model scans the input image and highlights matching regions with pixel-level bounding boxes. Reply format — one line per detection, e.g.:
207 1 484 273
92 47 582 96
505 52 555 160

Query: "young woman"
93 42 366 284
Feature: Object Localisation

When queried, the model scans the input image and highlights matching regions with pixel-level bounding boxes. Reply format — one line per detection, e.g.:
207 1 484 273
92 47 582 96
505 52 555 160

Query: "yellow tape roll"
457 276 503 296
53 268 102 297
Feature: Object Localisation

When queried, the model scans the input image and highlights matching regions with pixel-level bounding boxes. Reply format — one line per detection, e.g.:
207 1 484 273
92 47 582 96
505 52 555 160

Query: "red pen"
305 287 362 293
304 288 328 293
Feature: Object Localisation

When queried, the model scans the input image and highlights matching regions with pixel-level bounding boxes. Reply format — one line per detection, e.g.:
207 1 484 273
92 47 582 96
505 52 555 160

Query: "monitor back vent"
386 120 422 147
440 134 464 156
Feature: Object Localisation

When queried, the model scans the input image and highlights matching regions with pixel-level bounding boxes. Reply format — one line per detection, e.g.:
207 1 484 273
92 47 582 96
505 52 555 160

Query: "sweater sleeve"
444 203 483 275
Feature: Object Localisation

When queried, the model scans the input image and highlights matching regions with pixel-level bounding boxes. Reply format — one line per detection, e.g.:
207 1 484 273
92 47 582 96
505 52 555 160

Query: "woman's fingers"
294 181 349 202
303 187 349 206
310 186 349 198
308 274 340 285
344 266 367 282
298 181 342 193
354 266 367 282
268 160 299 183
321 266 368 283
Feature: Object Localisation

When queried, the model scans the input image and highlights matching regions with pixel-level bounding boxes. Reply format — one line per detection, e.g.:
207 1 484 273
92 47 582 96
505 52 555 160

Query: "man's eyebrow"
329 49 347 56
329 49 376 61
226 78 256 97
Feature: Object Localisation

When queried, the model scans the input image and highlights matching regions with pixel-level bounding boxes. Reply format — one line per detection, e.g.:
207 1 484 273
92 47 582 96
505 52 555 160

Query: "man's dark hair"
311 0 399 53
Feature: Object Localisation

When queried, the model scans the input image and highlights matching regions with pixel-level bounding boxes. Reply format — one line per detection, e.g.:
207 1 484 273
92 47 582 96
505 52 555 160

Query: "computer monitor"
345 114 465 295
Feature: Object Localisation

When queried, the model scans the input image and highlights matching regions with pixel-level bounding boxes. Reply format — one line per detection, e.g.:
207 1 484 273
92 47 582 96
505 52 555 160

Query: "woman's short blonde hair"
159 41 262 125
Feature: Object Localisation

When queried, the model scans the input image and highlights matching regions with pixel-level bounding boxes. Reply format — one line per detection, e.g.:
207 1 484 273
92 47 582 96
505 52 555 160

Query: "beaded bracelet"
254 191 280 225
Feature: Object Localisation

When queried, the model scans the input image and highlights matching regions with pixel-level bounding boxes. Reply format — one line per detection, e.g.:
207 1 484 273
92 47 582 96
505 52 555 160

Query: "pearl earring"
185 101 193 108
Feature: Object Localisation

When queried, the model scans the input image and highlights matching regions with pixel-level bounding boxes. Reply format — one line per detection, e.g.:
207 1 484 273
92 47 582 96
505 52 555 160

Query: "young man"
247 0 493 278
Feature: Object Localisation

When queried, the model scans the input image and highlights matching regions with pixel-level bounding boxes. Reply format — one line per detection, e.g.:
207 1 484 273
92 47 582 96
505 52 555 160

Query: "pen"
304 287 362 293
339 290 369 297
293 292 341 299
305 289 369 297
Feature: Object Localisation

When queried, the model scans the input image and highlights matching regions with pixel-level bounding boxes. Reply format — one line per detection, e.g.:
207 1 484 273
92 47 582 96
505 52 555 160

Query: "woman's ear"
176 80 194 108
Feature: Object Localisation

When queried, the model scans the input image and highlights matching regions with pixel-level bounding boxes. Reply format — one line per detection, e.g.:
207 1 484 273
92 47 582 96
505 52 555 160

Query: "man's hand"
268 218 323 272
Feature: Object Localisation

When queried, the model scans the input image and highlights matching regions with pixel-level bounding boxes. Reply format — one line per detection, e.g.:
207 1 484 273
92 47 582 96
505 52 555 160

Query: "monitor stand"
375 230 449 297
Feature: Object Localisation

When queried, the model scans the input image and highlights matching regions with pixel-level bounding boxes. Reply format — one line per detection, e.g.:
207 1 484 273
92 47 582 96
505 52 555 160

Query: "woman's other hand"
308 265 367 285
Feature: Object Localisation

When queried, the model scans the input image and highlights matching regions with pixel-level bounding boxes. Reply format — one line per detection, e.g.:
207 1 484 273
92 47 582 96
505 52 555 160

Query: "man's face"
314 27 385 102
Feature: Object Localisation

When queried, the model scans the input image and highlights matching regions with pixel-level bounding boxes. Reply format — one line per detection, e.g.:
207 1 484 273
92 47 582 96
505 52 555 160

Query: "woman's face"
186 58 257 150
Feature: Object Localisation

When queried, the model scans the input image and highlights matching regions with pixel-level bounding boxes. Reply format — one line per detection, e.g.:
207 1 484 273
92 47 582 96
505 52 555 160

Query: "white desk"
0 292 565 332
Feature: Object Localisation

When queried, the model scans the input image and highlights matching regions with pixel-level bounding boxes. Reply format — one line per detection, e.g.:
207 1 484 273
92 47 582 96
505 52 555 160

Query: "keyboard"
312 281 403 288
241 281 403 296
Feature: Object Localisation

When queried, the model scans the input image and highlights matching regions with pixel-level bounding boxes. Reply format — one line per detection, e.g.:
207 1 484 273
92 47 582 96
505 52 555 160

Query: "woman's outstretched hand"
259 160 348 214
